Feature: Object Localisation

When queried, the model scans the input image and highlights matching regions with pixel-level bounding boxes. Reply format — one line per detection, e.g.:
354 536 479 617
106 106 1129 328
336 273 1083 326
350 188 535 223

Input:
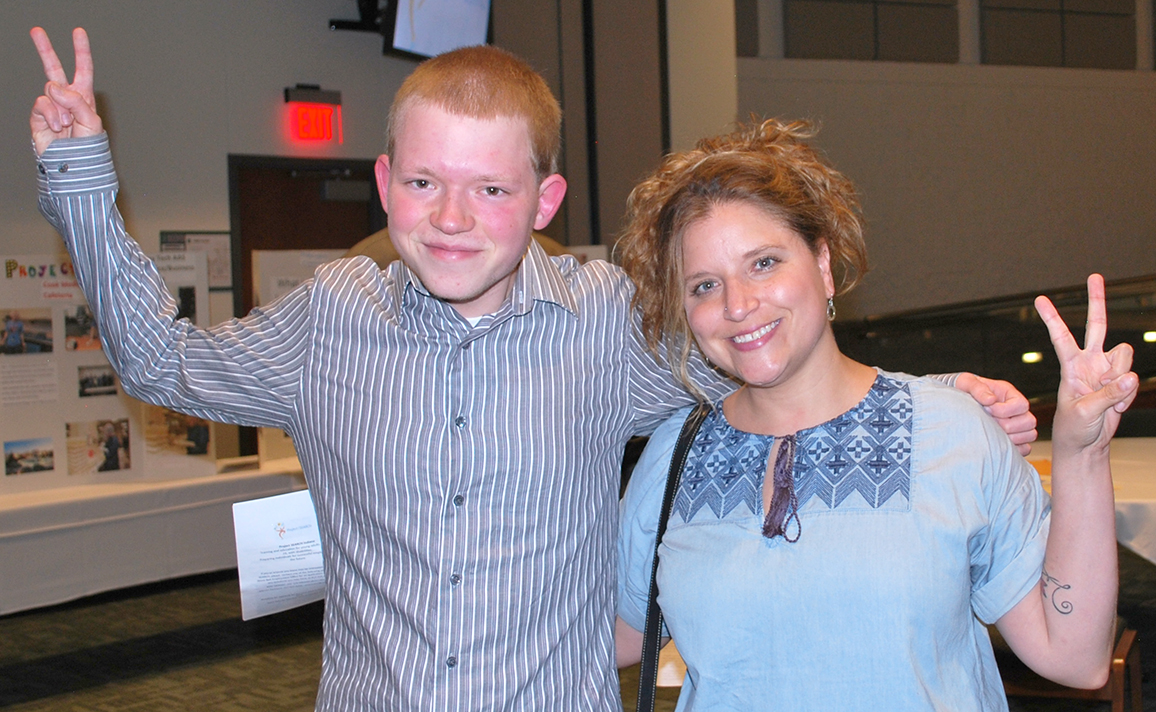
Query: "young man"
30 28 1035 710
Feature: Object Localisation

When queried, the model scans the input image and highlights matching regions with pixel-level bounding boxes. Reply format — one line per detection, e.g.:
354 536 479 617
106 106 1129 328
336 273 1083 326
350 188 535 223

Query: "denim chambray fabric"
620 371 1050 712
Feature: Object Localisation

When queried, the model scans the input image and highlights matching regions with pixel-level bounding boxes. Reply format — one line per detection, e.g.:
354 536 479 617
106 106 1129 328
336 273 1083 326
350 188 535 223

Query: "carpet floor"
2 546 1154 711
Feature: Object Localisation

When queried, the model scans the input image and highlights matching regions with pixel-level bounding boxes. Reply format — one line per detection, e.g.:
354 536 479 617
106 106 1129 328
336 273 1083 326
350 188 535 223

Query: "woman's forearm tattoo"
1041 567 1074 614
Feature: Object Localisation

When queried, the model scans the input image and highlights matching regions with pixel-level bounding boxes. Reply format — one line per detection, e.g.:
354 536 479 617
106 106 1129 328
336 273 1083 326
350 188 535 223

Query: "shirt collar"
509 239 579 317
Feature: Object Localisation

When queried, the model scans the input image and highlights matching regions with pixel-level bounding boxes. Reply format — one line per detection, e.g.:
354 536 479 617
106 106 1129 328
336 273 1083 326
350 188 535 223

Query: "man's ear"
533 174 568 231
374 155 391 214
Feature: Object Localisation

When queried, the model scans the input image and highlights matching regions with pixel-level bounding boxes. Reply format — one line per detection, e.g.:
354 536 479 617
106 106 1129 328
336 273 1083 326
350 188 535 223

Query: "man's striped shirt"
37 134 715 711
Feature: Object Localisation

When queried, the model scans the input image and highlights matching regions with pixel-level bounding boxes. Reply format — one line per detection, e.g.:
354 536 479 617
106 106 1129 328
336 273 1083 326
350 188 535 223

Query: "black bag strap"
636 402 711 712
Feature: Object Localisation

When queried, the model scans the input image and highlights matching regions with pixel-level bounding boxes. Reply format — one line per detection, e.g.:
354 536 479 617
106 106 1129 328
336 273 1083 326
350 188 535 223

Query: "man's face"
376 103 567 318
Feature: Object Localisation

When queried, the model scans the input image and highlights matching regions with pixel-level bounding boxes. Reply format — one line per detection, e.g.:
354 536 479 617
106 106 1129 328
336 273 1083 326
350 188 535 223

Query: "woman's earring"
826 297 836 322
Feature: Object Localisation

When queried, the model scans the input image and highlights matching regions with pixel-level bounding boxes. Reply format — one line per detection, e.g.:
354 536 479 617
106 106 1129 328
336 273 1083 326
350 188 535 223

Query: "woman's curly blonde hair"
615 119 868 396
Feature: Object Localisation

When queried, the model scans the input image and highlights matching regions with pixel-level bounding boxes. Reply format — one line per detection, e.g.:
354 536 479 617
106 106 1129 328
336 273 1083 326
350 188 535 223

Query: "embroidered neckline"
670 374 914 530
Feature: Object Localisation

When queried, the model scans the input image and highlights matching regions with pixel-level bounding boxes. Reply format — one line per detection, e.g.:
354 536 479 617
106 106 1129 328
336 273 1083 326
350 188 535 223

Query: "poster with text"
0 253 214 494
251 250 345 308
250 250 343 467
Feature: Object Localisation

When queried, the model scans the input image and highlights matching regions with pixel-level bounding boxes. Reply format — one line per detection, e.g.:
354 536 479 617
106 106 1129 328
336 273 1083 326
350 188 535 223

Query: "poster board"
145 252 218 479
251 250 346 466
0 253 214 494
252 250 346 307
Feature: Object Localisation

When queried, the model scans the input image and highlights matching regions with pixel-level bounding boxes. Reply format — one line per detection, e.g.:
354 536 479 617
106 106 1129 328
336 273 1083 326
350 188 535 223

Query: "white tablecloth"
0 459 306 615
1030 438 1156 565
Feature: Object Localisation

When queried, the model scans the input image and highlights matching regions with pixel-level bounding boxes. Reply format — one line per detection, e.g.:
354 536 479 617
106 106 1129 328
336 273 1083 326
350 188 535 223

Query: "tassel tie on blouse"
762 434 800 542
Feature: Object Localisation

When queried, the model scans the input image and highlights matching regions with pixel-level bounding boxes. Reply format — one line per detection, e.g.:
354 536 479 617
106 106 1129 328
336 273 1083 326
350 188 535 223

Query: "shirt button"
38 164 46 175
446 655 457 668
58 163 69 173
454 416 466 428
453 494 465 506
450 573 462 585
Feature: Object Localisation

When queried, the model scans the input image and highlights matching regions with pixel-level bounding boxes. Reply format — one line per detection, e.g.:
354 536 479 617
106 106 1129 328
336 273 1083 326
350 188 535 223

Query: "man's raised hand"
955 372 1038 455
30 27 101 155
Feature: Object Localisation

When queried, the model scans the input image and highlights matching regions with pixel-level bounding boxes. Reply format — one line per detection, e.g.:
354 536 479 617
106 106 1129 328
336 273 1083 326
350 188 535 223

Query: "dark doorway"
227 155 386 319
227 154 386 454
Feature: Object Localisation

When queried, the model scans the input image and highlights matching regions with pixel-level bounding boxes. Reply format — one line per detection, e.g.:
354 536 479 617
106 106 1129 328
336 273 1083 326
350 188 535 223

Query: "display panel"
0 253 213 493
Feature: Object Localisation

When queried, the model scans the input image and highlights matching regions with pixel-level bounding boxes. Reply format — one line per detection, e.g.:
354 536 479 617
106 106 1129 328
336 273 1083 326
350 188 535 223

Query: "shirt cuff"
35 133 118 197
925 372 960 388
972 508 1050 624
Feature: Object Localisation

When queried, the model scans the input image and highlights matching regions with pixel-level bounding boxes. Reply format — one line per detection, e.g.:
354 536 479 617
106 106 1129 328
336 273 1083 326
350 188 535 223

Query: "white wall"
739 58 1156 318
10 3 1154 321
2 1 415 257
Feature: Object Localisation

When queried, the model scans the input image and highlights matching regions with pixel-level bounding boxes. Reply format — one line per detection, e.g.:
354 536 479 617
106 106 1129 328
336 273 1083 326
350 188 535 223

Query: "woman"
3 312 26 354
614 120 1138 710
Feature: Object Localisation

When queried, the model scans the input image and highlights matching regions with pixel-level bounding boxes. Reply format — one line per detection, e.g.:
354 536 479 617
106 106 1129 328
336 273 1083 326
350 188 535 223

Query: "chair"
989 621 1142 712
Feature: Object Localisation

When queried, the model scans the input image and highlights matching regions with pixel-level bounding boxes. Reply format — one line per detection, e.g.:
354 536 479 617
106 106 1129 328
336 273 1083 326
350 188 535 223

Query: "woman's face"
681 201 834 390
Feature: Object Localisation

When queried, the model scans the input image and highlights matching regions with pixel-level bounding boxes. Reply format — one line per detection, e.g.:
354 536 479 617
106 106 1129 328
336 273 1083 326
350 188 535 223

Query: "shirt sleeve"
965 398 1052 624
36 134 306 429
617 408 692 630
624 305 734 437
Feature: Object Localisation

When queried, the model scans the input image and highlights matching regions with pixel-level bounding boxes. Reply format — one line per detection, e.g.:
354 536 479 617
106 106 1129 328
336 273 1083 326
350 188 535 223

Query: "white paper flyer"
232 489 325 620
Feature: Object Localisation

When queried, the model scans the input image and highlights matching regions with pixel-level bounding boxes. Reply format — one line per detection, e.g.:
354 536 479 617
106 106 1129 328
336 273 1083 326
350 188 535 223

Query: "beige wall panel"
739 58 1156 318
590 0 666 242
666 0 739 151
493 0 591 245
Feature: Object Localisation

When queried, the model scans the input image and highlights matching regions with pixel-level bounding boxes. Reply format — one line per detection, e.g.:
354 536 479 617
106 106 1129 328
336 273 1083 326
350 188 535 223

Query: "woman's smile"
731 319 780 346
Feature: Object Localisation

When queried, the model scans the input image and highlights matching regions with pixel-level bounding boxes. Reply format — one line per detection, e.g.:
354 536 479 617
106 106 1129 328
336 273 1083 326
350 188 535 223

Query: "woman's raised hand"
30 27 102 156
1035 274 1138 457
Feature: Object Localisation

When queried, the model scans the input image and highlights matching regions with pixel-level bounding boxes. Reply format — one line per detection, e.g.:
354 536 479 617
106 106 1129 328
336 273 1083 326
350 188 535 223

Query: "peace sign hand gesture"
30 27 102 156
1035 274 1138 459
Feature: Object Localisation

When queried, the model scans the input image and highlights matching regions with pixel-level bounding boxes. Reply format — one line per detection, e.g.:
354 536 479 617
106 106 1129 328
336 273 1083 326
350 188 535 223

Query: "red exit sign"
288 103 343 144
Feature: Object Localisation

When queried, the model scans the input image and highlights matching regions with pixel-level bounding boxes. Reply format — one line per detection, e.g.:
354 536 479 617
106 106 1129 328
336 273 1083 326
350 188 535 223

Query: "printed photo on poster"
78 365 118 398
153 251 211 328
2 307 52 354
176 286 197 324
66 418 131 474
5 437 54 476
146 406 212 457
63 304 101 351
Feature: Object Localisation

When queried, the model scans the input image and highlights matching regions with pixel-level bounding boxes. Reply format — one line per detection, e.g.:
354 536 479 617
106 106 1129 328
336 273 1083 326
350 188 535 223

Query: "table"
1029 438 1156 565
0 458 306 616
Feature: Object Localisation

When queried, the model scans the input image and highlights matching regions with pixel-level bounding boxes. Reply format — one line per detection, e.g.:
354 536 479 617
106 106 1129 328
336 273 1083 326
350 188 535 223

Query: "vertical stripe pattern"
36 135 720 711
